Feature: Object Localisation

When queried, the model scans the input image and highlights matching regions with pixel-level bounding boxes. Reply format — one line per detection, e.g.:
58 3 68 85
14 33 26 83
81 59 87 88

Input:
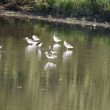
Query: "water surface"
0 18 110 110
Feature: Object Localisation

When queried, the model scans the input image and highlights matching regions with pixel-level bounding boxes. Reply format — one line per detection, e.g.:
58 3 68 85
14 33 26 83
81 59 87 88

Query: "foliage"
0 0 110 21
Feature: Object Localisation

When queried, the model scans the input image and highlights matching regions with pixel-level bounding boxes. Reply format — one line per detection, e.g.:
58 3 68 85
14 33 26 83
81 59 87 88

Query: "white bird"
17 86 22 89
0 45 3 49
64 41 74 50
49 45 58 55
53 34 61 43
32 35 40 41
45 51 57 60
25 37 37 45
36 42 43 48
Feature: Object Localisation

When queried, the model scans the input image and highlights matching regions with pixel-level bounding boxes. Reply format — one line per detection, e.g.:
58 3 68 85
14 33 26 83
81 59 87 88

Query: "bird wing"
65 41 74 48
32 35 40 41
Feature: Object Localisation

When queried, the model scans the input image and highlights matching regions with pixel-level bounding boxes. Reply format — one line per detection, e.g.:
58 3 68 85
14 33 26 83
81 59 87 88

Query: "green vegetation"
0 0 110 21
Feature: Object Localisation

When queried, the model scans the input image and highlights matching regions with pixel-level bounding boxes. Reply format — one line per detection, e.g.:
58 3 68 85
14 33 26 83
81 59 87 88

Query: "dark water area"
0 17 110 110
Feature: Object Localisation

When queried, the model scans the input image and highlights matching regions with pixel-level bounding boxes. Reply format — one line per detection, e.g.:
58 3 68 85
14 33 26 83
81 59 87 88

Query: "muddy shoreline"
0 7 110 28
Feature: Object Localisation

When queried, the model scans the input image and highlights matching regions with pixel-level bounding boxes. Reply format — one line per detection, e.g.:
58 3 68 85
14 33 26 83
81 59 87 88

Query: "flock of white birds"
0 34 74 71
25 34 74 58
24 34 74 70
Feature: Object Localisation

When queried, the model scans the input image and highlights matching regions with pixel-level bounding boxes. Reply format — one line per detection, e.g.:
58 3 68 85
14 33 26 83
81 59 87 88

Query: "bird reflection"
0 54 1 61
53 43 61 51
44 61 56 71
25 45 37 58
24 37 38 45
0 46 2 60
36 49 42 59
63 50 73 62
25 45 36 52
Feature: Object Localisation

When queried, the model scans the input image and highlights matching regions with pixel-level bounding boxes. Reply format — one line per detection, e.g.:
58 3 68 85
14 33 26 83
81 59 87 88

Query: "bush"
1 0 110 21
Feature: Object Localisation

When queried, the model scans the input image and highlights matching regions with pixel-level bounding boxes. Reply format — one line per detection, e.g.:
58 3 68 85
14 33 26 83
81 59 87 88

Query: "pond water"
0 17 110 110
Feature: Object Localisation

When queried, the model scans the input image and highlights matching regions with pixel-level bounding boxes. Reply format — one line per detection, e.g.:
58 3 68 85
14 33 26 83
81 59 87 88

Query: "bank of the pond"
0 7 110 29
1 0 110 21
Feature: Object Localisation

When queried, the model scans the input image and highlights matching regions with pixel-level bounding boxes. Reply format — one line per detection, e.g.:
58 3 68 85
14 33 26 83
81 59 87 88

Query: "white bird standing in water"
25 37 37 45
64 41 74 50
0 45 3 49
45 51 57 60
36 42 43 48
49 45 58 55
53 34 62 43
32 35 40 41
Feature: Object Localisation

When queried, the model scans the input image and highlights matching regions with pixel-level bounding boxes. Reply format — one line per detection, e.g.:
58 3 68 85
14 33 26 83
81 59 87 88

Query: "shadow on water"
0 17 110 110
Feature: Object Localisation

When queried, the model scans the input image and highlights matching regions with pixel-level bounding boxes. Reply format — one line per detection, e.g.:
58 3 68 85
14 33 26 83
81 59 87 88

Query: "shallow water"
0 18 110 110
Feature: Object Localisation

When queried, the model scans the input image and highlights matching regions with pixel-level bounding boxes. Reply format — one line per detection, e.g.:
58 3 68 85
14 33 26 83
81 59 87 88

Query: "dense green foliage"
0 0 110 21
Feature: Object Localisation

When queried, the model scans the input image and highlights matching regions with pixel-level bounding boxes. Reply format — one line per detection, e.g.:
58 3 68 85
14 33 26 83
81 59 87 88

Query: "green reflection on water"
0 18 110 110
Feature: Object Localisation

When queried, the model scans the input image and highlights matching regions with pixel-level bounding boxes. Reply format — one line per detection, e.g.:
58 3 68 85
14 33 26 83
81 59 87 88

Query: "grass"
1 0 110 21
